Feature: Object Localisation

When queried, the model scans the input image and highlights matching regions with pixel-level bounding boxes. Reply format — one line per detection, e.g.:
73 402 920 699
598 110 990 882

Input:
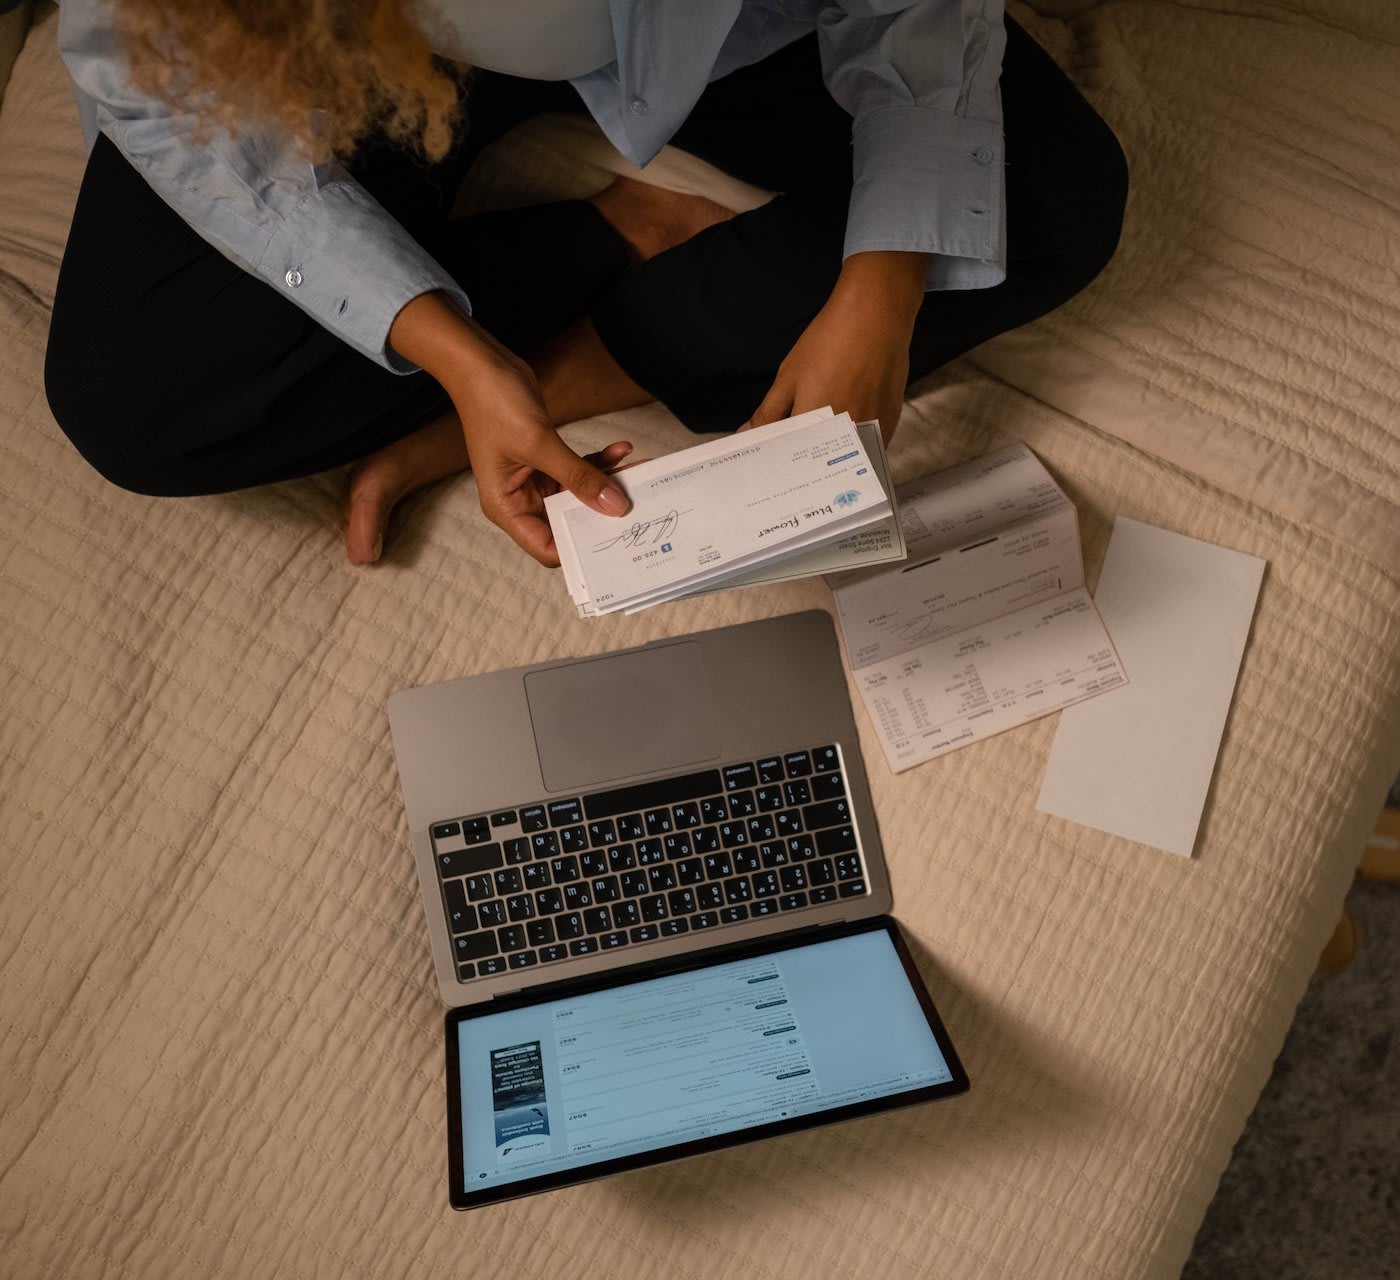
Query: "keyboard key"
430 821 461 841
779 865 808 893
723 877 752 903
548 798 584 827
760 843 788 868
778 892 809 911
648 864 678 892
728 790 756 818
754 787 785 812
660 917 690 937
667 888 698 916
505 838 532 865
748 815 775 842
569 937 599 957
452 933 498 961
639 894 669 922
443 881 475 935
838 880 868 898
803 799 851 830
562 883 593 911
527 918 555 946
549 855 581 883
752 871 780 898
834 854 863 881
561 825 589 854
629 925 659 944
437 845 503 879
556 912 584 941
490 809 517 828
702 851 732 879
508 950 538 970
636 839 665 865
621 870 649 897
580 850 609 878
783 750 812 778
479 956 508 975
643 808 674 835
534 887 564 916
696 883 725 910
816 825 858 857
590 875 621 903
519 805 547 833
600 931 628 950
809 858 836 886
462 817 491 844
616 813 645 841
700 796 729 824
523 863 550 891
663 833 692 860
456 962 475 981
751 899 779 917
812 745 840 772
719 823 748 848
756 756 784 784
612 900 640 929
811 772 846 801
672 802 702 829
723 762 757 791
540 944 568 964
775 811 803 837
720 905 749 924
478 900 506 928
731 848 761 874
582 768 723 820
587 820 617 847
787 834 816 861
692 826 720 854
606 844 636 872
506 894 534 922
676 858 705 886
497 925 527 952
493 867 522 895
810 884 838 904
691 912 720 930
530 831 559 859
583 908 611 933
784 779 811 807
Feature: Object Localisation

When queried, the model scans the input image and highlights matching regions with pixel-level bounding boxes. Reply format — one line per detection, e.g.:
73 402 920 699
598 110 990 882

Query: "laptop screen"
445 918 967 1208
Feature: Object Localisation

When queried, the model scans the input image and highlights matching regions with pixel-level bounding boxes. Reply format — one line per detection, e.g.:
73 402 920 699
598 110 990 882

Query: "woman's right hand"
389 292 633 567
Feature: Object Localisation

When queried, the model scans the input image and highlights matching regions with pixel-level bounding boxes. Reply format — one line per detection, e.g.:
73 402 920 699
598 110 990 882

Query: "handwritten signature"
592 509 683 552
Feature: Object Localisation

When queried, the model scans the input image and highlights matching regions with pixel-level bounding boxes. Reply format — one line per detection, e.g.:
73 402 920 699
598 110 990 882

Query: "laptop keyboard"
429 744 868 982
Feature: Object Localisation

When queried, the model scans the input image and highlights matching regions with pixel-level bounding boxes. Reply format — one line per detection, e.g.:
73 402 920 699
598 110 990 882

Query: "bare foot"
589 177 735 262
343 410 470 564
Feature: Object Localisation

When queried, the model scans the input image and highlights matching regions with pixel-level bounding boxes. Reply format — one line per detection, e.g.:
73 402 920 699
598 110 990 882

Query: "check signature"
592 509 683 553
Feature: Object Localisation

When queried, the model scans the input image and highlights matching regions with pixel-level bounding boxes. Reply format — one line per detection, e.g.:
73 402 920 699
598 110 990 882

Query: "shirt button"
628 96 648 116
972 146 994 165
285 268 303 288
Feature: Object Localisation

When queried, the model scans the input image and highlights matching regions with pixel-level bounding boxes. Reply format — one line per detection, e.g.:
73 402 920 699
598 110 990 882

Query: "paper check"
547 412 892 615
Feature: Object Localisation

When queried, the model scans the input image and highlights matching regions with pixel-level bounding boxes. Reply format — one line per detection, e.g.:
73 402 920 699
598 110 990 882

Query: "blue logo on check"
661 543 672 553
834 490 860 509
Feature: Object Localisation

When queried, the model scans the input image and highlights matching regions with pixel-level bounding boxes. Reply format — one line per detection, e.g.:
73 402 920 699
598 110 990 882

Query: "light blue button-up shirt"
58 0 1006 372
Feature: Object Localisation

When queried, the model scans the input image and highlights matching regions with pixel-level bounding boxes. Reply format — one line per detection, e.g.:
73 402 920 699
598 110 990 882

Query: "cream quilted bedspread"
2 4 1397 1278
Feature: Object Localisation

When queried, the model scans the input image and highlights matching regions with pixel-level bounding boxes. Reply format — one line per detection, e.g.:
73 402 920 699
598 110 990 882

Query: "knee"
43 330 209 499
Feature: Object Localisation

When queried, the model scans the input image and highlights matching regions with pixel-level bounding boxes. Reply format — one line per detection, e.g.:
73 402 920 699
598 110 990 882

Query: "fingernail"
597 485 630 515
371 534 383 561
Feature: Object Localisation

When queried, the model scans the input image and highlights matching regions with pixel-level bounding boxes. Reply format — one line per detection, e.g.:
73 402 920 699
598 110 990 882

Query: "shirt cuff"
255 180 472 373
846 106 1006 291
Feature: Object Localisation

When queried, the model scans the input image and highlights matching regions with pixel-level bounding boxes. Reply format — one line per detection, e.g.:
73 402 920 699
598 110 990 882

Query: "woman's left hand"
744 250 929 444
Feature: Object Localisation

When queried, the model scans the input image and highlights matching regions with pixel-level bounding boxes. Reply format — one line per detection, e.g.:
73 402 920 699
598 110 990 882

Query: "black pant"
45 20 1127 497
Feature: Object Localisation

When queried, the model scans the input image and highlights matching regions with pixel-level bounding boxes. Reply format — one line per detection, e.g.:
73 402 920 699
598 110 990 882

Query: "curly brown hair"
114 0 463 161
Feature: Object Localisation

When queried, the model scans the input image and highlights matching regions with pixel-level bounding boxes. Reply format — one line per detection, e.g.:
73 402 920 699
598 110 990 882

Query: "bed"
2 2 1397 1276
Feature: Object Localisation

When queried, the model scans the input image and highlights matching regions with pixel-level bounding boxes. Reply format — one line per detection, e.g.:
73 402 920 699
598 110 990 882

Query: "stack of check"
545 408 906 616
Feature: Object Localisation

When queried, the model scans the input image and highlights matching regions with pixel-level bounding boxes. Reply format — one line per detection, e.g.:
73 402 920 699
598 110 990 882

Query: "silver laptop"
388 610 967 1208
388 610 892 1005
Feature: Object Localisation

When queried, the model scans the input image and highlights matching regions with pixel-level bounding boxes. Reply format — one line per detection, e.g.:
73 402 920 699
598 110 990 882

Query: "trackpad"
525 642 721 793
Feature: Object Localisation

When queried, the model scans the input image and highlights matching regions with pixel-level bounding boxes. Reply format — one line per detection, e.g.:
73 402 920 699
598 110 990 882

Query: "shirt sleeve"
817 0 1007 290
56 0 471 372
